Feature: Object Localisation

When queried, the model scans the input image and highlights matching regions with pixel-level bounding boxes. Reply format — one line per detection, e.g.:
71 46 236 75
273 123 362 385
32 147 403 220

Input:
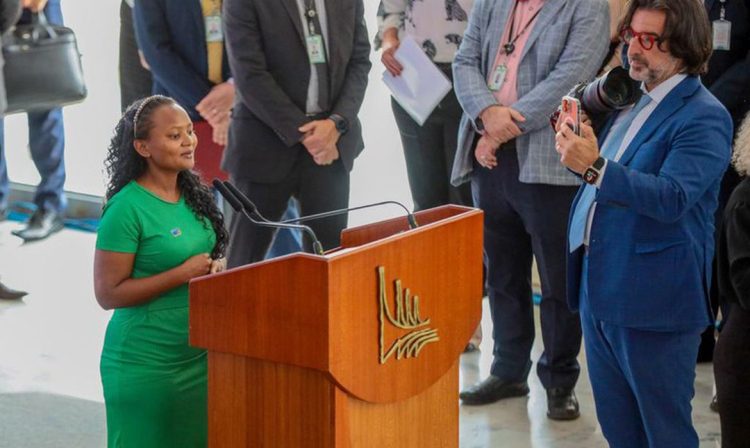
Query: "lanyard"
719 0 727 20
503 0 542 54
305 0 319 35
205 0 220 16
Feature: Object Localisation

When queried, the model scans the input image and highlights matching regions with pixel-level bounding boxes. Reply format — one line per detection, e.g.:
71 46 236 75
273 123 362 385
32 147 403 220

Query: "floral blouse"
377 0 475 63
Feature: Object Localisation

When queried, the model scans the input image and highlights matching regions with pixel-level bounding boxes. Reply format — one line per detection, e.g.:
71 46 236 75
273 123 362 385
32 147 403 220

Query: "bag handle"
29 11 58 40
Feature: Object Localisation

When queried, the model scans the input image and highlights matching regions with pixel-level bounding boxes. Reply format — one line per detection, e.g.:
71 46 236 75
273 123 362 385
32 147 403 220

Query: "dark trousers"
700 167 742 358
471 142 580 389
119 0 152 112
714 303 750 448
226 150 350 267
0 1 66 213
580 255 702 448
391 90 472 211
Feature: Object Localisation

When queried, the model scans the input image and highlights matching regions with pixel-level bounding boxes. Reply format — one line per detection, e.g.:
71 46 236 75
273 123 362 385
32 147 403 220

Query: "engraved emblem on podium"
377 266 439 364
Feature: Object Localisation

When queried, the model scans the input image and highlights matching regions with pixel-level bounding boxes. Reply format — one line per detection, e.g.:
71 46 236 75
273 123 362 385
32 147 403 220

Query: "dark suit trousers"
226 150 350 267
118 0 152 113
390 90 472 212
580 255 702 448
471 141 581 389
714 303 750 448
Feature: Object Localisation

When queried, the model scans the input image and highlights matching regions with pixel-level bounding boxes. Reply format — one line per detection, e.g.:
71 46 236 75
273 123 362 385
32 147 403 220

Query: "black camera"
570 66 642 115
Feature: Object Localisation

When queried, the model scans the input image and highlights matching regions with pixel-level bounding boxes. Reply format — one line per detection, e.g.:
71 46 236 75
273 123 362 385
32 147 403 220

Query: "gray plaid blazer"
451 0 610 186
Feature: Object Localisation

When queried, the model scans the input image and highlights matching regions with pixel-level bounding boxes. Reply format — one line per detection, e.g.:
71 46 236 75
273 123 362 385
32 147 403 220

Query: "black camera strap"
503 0 542 55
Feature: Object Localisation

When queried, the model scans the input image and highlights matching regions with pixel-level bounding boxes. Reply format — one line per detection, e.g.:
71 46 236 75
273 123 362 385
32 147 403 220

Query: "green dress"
96 181 216 448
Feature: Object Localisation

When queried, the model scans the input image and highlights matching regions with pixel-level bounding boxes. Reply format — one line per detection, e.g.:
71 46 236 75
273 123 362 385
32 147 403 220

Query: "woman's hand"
179 253 212 281
381 28 403 76
210 258 227 274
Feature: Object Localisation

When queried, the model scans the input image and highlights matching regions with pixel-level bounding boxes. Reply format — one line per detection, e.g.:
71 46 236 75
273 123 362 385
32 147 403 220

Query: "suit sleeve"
511 0 610 133
133 0 212 110
596 101 733 223
725 200 750 310
331 0 371 125
223 0 309 147
453 0 499 124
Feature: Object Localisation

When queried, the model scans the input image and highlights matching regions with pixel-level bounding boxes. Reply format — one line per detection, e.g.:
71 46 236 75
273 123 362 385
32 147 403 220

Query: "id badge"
488 65 507 91
306 34 326 64
205 15 223 42
713 19 731 51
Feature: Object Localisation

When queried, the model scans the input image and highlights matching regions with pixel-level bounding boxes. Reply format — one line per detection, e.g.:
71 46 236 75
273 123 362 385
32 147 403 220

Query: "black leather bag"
2 11 86 114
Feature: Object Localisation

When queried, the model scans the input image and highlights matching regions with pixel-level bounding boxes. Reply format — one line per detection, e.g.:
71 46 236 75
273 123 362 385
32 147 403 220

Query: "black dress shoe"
546 388 580 420
0 281 27 300
11 209 64 242
459 376 529 405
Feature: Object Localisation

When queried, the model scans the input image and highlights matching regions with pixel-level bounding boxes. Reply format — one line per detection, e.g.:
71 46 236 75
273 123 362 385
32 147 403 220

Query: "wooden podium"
190 205 483 447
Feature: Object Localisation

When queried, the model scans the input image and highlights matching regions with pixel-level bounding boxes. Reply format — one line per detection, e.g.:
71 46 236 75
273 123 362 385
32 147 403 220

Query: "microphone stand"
280 201 419 230
213 180 325 256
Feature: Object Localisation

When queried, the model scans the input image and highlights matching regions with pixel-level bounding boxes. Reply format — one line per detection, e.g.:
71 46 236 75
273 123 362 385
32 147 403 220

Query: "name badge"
205 15 223 43
306 34 326 64
488 65 507 91
712 19 731 51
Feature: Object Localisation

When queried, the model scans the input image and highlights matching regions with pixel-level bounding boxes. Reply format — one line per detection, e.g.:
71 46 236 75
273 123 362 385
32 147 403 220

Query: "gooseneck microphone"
280 201 419 230
212 179 325 256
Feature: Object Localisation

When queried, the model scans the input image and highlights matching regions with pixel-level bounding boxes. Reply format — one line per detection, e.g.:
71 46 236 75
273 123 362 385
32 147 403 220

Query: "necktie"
307 1 330 112
568 93 652 252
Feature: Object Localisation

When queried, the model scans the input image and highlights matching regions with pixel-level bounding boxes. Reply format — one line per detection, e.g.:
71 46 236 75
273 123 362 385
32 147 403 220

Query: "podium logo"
377 266 440 364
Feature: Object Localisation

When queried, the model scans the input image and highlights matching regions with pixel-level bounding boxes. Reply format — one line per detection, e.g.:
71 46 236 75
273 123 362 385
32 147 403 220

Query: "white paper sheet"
382 36 453 126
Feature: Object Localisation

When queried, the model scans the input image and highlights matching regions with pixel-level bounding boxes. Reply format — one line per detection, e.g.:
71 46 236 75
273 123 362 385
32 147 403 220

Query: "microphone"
212 179 325 256
280 201 419 230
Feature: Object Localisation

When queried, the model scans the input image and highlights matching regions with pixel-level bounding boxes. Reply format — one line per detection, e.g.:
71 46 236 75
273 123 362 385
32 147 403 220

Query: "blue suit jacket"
133 0 230 119
566 76 733 331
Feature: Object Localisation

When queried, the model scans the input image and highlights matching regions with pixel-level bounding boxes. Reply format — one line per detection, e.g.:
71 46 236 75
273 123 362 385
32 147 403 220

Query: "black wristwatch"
329 114 349 134
582 157 606 185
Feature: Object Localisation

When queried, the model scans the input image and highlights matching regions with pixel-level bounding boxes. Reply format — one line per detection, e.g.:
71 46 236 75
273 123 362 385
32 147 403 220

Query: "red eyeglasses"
619 26 663 51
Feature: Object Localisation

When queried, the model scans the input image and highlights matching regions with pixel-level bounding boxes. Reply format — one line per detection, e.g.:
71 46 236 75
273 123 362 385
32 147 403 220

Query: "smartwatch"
329 114 349 134
583 157 606 185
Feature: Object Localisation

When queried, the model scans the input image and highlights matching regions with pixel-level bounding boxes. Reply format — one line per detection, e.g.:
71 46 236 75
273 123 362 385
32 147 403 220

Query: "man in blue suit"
555 0 733 446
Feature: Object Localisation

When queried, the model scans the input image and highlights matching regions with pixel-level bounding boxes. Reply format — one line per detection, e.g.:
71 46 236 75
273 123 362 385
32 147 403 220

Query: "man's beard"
628 55 660 85
628 54 679 87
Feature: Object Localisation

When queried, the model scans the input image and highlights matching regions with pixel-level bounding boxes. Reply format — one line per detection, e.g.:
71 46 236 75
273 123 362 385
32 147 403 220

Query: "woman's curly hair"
104 95 228 259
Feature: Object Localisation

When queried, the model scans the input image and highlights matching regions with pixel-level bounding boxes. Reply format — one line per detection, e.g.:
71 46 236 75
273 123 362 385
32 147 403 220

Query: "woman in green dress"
94 95 228 447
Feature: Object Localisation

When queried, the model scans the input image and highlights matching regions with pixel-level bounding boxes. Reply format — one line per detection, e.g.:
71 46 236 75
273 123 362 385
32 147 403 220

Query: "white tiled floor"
0 223 722 447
